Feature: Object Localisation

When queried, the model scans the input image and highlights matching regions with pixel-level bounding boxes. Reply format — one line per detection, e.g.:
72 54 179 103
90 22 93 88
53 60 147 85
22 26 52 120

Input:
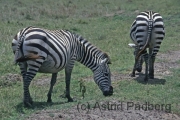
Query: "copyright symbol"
77 102 90 113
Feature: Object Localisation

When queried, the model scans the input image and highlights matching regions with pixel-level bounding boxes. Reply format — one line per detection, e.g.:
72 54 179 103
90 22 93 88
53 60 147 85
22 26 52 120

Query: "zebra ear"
101 58 111 64
103 53 111 64
107 59 111 64
128 43 136 48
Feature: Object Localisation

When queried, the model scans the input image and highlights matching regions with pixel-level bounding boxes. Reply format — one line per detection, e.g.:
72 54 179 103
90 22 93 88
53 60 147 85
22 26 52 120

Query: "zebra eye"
104 73 109 77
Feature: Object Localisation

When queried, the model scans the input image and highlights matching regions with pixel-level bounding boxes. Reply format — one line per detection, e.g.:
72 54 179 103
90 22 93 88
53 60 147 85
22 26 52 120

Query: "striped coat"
12 26 113 107
128 11 165 81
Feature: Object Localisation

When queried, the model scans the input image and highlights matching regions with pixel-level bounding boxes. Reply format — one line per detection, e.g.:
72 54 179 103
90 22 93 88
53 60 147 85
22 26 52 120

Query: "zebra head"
128 43 144 72
93 57 113 96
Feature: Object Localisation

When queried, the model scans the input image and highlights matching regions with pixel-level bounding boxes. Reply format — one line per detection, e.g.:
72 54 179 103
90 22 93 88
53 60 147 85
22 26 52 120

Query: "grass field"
0 0 180 119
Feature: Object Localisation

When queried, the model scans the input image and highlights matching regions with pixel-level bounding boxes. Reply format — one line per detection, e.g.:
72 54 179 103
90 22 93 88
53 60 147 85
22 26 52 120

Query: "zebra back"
13 27 111 70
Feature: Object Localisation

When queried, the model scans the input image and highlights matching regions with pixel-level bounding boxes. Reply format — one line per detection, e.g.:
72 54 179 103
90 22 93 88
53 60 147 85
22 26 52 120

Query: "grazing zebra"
12 26 113 107
128 11 165 81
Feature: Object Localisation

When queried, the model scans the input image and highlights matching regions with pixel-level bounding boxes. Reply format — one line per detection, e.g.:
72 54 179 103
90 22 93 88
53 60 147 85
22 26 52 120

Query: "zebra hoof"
68 98 73 102
47 98 52 103
24 101 33 108
24 97 33 108
144 77 148 82
149 75 154 79
130 73 135 77
136 68 142 72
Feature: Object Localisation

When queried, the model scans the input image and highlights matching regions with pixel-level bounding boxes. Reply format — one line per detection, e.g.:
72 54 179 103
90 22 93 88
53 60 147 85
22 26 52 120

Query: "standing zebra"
128 11 165 81
12 26 113 107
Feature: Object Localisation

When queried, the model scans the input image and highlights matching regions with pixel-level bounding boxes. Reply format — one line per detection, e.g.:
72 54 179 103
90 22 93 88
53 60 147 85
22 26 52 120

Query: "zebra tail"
136 20 153 60
16 53 43 63
14 35 25 64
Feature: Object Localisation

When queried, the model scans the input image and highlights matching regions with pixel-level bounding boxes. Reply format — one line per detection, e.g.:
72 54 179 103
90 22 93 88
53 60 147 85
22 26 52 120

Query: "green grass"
0 0 180 119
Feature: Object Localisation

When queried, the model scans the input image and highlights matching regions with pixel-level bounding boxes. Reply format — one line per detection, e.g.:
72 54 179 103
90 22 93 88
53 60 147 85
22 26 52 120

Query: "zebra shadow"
15 101 66 113
134 73 166 85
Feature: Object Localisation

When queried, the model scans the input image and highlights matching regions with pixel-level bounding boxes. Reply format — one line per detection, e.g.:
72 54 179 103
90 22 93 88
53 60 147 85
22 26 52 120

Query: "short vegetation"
0 0 180 119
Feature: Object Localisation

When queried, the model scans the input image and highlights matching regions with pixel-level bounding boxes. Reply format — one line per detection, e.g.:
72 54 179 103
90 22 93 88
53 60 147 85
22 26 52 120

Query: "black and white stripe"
12 26 113 107
128 11 165 81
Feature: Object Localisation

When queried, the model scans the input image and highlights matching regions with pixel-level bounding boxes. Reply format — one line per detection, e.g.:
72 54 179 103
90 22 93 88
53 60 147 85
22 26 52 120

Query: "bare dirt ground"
26 100 179 120
2 51 180 120
25 50 180 120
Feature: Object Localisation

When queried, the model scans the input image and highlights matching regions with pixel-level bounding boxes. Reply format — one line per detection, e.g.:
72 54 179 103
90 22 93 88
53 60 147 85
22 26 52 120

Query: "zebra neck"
77 39 103 71
79 55 101 72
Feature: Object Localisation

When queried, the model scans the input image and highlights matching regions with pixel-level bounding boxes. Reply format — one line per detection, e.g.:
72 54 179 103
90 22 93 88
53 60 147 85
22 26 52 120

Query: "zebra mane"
72 32 111 64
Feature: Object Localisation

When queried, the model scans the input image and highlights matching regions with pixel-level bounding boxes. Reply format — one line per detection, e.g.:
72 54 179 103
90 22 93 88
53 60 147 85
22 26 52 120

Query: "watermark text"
77 101 171 113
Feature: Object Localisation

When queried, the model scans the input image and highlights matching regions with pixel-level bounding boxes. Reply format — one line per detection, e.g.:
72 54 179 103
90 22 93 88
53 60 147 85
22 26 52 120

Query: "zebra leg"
149 53 156 79
65 61 75 102
130 47 140 77
23 60 42 107
136 55 144 72
18 62 27 80
18 62 32 107
23 76 33 107
130 60 137 77
47 73 58 103
143 52 149 81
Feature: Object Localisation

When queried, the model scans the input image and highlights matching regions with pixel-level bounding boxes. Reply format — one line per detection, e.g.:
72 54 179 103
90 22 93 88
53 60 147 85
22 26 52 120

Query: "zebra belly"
38 60 64 73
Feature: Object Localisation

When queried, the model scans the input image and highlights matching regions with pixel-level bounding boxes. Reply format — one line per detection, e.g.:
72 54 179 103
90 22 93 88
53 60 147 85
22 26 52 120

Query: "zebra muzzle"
103 86 113 96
